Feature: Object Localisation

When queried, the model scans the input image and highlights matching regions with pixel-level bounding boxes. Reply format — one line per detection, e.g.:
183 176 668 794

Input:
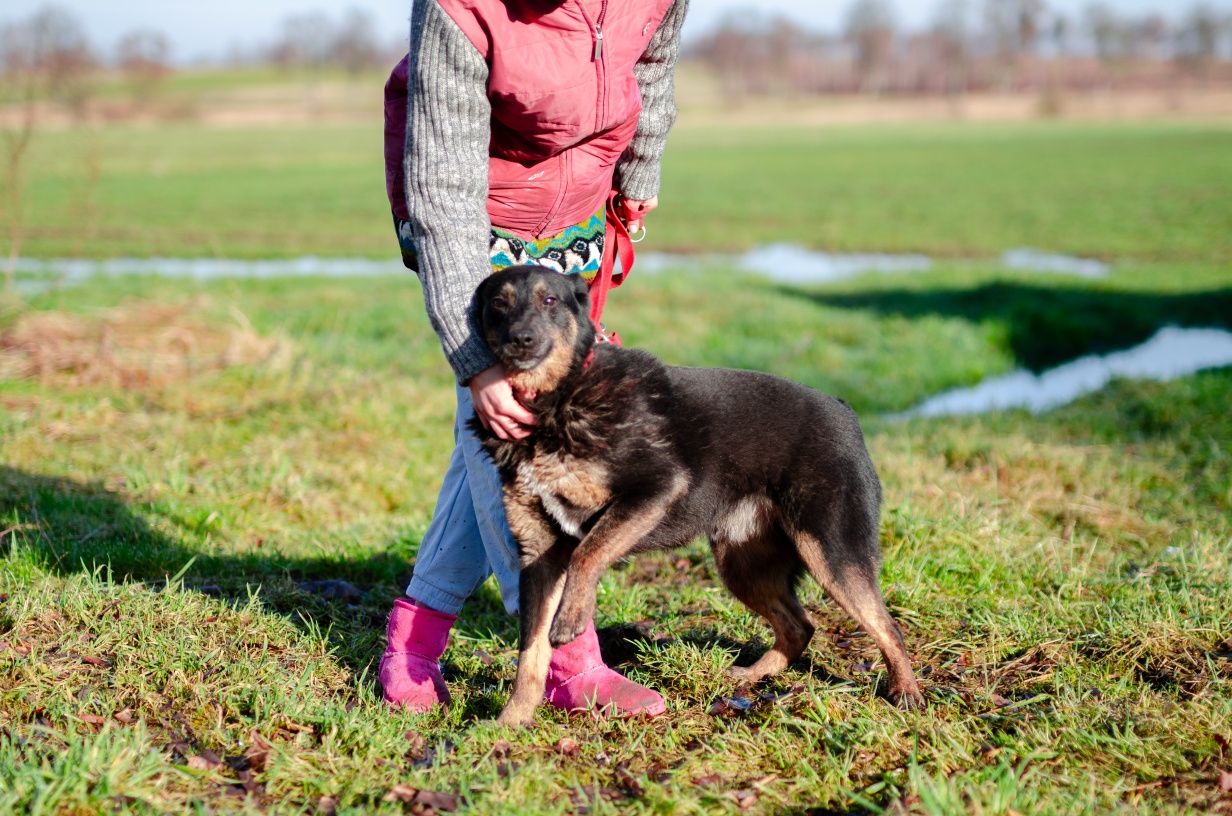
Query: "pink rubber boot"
379 598 455 712
544 621 666 717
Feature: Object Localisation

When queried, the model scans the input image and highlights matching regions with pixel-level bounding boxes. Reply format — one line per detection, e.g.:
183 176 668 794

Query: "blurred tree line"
692 0 1232 96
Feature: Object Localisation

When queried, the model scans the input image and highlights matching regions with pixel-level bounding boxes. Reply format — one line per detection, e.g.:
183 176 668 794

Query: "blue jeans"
407 385 522 616
394 211 606 616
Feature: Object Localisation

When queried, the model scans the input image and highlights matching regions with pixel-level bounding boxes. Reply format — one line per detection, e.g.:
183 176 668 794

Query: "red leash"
587 191 637 347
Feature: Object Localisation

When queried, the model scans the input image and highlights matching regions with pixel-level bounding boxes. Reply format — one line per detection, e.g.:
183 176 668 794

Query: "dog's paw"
548 607 587 648
890 683 926 710
495 707 534 728
725 665 759 684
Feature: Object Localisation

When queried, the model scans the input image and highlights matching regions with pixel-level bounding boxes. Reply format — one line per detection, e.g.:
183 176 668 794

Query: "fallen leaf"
850 660 874 674
693 774 723 787
1219 769 1232 792
316 795 338 815
760 684 805 705
113 708 134 724
554 737 579 757
404 730 427 758
78 712 106 726
613 762 643 797
383 784 417 803
474 649 494 666
729 788 758 810
245 731 272 772
278 719 314 735
991 693 1013 707
709 694 756 716
187 750 223 771
164 739 192 757
414 790 458 811
80 654 109 668
235 769 264 796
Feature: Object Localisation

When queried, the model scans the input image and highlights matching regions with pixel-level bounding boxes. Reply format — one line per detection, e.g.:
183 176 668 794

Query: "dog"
471 267 923 726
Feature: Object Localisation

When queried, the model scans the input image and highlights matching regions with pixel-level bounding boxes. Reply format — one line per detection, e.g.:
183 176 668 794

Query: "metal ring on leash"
628 224 648 244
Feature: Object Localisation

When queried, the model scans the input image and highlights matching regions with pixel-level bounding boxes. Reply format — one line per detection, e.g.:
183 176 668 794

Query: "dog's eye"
490 297 508 311
543 296 558 306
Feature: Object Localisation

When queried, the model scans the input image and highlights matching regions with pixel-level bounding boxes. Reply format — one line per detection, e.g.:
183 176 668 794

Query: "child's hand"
469 363 536 441
619 196 658 233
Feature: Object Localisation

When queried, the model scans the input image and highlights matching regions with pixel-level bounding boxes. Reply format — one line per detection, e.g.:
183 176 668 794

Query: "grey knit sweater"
402 0 689 384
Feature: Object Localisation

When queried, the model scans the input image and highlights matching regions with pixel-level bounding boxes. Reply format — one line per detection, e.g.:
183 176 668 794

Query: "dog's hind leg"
791 527 923 708
713 529 815 685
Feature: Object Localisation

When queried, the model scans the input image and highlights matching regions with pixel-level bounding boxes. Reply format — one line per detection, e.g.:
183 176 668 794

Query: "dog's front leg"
497 487 570 727
549 480 685 647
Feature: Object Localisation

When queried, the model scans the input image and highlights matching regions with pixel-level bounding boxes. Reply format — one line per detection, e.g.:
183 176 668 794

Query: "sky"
2 0 1224 64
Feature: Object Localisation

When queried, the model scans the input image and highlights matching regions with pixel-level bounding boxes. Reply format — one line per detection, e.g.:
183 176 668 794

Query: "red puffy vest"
385 0 674 236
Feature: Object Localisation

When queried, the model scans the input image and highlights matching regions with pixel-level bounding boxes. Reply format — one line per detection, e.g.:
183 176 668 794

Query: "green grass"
2 257 1230 813
2 111 1231 813
6 120 1232 261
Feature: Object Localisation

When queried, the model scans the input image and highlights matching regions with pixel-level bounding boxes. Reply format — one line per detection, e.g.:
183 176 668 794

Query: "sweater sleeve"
404 0 498 384
614 0 689 202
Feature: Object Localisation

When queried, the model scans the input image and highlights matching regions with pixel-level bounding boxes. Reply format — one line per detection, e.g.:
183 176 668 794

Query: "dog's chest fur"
479 349 672 539
514 450 611 538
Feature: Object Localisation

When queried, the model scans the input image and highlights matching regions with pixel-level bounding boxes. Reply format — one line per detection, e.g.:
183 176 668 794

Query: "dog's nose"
510 330 535 350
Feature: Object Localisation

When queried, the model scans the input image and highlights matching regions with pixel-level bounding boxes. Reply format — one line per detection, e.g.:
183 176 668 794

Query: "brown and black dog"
471 266 923 725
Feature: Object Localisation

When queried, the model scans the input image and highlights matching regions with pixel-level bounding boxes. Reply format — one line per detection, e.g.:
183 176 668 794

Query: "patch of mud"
892 326 1232 418
0 297 289 388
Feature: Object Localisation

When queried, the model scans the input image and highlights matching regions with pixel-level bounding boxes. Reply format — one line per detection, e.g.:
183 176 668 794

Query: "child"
380 0 688 716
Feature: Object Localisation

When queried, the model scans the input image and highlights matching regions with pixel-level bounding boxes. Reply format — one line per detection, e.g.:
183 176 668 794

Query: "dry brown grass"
0 297 288 388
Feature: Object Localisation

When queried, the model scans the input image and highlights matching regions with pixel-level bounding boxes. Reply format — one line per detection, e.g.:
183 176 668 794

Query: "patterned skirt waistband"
489 209 605 281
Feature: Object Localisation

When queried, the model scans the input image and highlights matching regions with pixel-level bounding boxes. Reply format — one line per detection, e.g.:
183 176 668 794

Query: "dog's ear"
570 274 590 311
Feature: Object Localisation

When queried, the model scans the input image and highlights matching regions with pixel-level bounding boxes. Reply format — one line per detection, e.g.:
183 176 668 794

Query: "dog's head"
474 266 595 398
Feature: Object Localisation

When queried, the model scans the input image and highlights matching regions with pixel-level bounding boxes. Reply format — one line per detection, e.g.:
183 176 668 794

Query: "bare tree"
270 12 336 71
332 8 382 75
932 0 973 94
117 28 172 110
1084 3 1125 64
0 6 97 291
1175 3 1222 71
1050 13 1071 57
845 0 897 93
981 0 1045 84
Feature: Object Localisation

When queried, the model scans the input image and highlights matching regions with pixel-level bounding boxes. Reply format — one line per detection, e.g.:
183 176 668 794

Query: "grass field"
7 119 1232 262
2 112 1231 814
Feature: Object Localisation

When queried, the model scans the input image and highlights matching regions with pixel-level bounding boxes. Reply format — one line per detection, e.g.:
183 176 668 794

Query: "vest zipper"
577 0 608 131
537 1 608 236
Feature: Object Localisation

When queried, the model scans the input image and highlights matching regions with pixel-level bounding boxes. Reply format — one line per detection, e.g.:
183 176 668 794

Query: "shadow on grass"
780 282 1232 371
0 466 517 684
